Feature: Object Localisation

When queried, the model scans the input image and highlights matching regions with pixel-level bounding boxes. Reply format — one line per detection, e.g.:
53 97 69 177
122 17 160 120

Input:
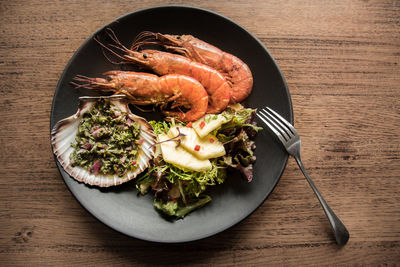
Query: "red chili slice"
199 121 205 129
186 122 193 128
131 161 136 165
194 145 200 151
209 138 215 143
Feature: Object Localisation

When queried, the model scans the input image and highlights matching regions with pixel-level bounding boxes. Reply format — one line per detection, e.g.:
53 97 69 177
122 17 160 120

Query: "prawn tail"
161 110 185 121
219 53 254 104
162 107 205 122
207 94 230 114
173 94 208 122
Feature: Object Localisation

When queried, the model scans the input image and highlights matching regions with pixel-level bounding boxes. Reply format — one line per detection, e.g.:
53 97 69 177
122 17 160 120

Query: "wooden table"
1 1 399 265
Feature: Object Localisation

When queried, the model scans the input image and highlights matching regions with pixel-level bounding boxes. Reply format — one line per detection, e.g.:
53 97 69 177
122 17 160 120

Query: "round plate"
50 5 293 243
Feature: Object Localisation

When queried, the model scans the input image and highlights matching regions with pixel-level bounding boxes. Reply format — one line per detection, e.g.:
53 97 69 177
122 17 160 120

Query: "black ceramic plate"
50 5 293 243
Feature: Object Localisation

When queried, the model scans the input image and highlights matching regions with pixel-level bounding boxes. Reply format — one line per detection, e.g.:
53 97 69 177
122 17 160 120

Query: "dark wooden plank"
0 0 399 266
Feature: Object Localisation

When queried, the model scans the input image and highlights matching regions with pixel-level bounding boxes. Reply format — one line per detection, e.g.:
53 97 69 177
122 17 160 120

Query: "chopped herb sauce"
70 99 141 177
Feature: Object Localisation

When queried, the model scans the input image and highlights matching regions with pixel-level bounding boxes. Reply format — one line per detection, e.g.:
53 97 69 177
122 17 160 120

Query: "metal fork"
256 107 349 245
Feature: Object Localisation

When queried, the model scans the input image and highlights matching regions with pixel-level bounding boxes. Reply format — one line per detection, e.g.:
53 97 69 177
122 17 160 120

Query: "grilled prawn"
96 31 230 114
132 32 253 104
124 50 230 114
72 71 208 122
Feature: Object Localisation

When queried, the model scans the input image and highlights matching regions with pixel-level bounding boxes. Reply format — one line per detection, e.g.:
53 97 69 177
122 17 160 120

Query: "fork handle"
294 155 350 245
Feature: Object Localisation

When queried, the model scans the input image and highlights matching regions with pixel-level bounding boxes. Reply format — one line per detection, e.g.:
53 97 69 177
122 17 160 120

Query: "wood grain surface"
1 0 399 266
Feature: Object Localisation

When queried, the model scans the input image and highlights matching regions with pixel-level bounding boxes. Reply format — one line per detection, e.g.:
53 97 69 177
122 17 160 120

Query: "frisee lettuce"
136 159 226 198
136 105 261 218
219 107 263 132
149 119 174 135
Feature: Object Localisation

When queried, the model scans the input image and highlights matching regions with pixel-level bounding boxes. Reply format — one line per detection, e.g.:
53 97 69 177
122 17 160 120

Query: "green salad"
135 105 262 218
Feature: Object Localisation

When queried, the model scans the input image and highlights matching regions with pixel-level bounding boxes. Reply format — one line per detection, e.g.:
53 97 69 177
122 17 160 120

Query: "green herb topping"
70 99 141 177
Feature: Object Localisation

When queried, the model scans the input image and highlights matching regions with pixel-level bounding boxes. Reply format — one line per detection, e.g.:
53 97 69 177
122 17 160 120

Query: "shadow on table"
82 212 246 266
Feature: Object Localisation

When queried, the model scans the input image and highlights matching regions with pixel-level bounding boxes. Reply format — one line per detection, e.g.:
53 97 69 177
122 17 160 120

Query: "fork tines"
256 107 296 144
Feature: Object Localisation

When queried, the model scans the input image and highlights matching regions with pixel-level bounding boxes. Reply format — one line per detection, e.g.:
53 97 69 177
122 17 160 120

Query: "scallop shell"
51 95 156 187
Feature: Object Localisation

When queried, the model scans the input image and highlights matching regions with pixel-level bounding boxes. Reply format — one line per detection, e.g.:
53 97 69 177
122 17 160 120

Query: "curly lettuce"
136 105 261 218
217 106 261 182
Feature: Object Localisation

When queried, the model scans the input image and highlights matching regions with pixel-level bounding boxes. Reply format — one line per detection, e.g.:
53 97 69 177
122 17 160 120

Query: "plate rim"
50 4 294 243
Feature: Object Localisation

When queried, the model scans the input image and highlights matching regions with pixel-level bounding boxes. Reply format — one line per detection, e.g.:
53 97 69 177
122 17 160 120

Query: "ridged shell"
51 95 156 187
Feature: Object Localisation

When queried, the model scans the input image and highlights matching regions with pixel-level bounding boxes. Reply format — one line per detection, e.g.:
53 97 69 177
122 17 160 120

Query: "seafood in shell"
51 95 156 187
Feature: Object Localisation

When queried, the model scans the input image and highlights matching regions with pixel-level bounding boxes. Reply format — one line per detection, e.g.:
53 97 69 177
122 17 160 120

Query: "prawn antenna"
70 75 108 90
133 104 156 113
94 27 138 65
70 80 92 90
70 81 83 88
93 35 128 65
131 31 159 51
70 75 94 89
133 31 156 43
104 27 131 52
